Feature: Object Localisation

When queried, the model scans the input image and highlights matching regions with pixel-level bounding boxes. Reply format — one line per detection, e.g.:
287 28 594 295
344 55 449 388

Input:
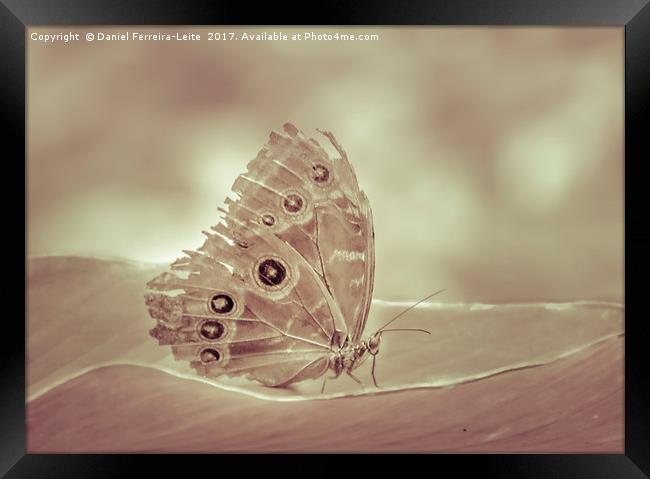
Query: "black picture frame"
4 0 648 476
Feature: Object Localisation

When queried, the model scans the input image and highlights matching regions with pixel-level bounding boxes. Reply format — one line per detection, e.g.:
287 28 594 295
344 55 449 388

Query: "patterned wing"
230 123 375 342
146 221 334 387
352 191 375 342
145 123 374 387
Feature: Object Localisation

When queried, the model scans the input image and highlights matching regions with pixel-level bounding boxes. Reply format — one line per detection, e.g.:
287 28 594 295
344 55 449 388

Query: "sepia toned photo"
27 26 623 452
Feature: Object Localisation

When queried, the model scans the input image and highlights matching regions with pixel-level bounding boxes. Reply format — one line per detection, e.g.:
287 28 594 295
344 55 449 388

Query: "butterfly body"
329 339 366 377
146 123 379 388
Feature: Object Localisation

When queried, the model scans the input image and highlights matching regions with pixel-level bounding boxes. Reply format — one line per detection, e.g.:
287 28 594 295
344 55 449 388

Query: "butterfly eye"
368 334 382 355
282 193 304 214
260 213 276 227
199 348 221 363
199 319 226 340
310 164 331 185
257 258 287 287
209 294 235 314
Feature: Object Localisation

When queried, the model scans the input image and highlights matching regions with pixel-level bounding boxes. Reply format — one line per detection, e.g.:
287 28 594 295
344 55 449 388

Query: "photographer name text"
29 30 380 44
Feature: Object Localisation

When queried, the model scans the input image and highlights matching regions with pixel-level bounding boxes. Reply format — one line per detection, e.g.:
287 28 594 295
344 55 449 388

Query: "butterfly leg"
321 375 328 394
346 371 366 392
371 355 380 388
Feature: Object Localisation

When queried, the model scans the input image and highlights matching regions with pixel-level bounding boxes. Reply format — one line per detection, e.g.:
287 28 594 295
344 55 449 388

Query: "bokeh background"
27 27 623 303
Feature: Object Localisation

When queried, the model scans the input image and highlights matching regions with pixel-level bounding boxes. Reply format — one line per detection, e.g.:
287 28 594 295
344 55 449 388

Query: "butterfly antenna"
380 328 431 335
376 290 445 333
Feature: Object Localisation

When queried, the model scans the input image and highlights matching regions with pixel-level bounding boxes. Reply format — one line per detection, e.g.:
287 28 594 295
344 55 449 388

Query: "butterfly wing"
232 123 375 342
145 123 374 387
146 221 334 387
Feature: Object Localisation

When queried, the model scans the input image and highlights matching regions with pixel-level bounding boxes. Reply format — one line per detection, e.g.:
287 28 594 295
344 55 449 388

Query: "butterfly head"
366 332 382 356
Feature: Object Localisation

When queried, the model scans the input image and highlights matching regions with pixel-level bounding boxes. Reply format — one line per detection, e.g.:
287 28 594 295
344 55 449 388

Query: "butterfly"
145 123 434 391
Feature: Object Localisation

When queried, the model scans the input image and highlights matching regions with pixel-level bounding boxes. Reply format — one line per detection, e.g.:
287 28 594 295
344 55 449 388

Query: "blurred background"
27 27 623 303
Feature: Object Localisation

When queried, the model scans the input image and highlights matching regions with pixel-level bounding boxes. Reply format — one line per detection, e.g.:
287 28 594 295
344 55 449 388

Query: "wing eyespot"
310 163 332 186
258 258 287 286
199 347 221 363
282 192 304 214
252 255 292 291
198 319 226 340
260 213 277 227
209 293 235 314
